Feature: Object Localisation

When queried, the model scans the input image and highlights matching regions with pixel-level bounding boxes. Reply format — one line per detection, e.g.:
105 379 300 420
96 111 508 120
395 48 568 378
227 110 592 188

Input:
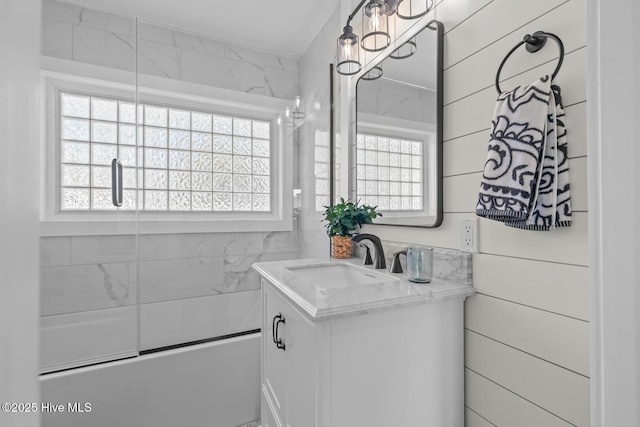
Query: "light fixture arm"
346 0 369 26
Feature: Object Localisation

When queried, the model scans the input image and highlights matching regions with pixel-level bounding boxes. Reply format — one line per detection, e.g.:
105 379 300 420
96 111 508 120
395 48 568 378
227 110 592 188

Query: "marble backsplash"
354 240 473 286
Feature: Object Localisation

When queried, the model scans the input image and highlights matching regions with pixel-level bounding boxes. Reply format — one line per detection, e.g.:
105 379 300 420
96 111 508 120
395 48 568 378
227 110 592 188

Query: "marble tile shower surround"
41 0 299 98
40 231 299 317
354 241 473 286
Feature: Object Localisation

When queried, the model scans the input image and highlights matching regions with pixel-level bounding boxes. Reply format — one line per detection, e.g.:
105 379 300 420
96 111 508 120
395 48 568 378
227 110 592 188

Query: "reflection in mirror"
355 20 443 227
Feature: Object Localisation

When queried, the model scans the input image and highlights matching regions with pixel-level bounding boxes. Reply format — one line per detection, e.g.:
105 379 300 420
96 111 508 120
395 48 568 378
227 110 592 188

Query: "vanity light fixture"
336 0 434 75
396 0 434 20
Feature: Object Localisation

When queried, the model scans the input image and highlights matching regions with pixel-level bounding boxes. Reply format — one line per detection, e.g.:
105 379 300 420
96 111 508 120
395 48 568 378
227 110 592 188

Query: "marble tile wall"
41 0 299 98
39 231 297 368
40 231 299 317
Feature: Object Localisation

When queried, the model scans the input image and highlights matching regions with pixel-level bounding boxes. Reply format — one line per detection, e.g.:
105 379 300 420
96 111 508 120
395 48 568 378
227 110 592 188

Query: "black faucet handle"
359 244 373 265
389 250 407 273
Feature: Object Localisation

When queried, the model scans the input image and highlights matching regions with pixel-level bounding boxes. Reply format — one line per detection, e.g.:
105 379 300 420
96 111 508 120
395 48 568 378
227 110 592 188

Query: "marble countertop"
252 258 475 321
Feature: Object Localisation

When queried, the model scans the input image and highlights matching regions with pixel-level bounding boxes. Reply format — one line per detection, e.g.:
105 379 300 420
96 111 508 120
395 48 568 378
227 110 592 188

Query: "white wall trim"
586 0 604 424
587 0 640 425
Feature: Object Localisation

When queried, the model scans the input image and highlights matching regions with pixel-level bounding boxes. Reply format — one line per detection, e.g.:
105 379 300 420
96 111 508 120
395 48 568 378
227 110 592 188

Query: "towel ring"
495 31 565 94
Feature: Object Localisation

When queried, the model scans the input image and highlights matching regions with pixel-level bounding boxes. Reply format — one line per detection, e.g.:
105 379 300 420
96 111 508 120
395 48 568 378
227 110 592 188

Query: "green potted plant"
322 198 382 258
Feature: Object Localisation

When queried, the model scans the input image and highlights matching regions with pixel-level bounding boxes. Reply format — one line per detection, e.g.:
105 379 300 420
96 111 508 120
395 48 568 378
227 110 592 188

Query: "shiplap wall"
358 0 589 425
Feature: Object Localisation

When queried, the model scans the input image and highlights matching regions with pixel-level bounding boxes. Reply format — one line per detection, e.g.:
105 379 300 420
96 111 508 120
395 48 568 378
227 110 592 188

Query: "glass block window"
356 133 423 211
58 92 272 212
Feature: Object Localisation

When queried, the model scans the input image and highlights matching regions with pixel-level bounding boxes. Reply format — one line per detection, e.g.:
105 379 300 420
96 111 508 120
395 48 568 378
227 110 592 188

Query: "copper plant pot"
331 235 354 259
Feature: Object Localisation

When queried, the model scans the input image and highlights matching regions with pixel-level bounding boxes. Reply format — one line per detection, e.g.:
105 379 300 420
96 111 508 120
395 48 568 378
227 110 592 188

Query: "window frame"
41 57 293 236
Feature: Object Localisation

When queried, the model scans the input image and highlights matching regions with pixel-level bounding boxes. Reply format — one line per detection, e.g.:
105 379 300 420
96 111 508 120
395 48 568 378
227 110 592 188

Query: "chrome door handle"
111 158 123 207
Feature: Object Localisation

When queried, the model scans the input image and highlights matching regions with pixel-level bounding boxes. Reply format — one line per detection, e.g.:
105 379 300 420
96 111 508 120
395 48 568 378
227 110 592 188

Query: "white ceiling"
68 0 342 57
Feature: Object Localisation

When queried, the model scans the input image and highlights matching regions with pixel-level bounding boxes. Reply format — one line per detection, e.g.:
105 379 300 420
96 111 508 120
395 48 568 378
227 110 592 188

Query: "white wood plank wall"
361 0 589 425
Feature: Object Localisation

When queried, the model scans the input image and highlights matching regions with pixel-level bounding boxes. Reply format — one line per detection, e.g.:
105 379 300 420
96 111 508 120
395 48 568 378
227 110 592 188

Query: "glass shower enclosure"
39 0 291 372
39 7 140 372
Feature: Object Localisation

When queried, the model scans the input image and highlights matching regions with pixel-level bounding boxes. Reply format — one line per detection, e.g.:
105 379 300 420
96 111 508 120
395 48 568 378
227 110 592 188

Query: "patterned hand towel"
476 76 571 230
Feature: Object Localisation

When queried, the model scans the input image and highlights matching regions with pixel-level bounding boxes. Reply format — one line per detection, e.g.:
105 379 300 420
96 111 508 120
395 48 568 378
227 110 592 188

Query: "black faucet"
351 234 386 269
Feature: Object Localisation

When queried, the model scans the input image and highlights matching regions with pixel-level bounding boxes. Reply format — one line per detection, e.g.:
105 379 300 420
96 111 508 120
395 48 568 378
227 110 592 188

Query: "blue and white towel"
476 76 571 230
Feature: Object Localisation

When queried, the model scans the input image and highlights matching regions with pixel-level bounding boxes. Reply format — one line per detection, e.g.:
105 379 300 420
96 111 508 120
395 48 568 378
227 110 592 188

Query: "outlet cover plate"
461 218 478 253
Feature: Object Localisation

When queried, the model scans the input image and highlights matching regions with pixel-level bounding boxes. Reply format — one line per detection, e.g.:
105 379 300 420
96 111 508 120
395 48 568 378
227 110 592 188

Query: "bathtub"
40 333 261 427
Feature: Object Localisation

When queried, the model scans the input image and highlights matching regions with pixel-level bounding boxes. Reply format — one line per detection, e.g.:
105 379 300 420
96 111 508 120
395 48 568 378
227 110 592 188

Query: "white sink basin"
286 262 399 289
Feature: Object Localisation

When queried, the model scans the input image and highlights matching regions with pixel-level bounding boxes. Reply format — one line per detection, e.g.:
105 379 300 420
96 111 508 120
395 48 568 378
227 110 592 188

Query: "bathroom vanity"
253 258 475 427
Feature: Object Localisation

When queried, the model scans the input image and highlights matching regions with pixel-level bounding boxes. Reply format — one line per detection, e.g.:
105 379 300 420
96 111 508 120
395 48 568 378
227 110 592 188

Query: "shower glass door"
39 2 140 373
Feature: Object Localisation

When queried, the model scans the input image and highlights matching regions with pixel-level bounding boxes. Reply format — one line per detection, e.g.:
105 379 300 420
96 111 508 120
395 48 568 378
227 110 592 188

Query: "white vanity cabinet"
258 261 473 427
262 280 316 427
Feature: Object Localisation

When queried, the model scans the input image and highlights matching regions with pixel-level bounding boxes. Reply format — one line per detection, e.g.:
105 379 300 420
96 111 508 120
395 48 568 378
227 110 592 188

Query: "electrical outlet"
461 219 478 253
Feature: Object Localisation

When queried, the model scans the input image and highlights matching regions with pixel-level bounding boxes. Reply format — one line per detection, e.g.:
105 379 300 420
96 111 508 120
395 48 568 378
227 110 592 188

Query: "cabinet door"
262 281 286 418
283 300 317 427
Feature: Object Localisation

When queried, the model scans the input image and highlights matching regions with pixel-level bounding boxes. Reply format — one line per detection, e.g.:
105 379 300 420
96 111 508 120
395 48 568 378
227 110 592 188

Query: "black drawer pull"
273 313 286 351
271 314 278 344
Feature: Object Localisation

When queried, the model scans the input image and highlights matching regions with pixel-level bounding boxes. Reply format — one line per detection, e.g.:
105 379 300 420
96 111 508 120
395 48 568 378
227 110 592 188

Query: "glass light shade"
396 0 434 20
361 0 391 52
336 25 362 75
389 38 417 59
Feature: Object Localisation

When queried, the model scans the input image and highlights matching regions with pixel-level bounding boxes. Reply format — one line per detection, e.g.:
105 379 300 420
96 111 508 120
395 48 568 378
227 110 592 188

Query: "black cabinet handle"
271 314 278 344
273 313 286 351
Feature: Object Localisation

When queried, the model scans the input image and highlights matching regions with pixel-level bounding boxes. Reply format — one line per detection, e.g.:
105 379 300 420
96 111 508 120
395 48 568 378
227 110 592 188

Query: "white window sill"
40 216 293 237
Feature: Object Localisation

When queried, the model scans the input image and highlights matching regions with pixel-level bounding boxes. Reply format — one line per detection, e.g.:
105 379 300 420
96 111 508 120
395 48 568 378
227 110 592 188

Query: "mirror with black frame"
354 20 443 227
